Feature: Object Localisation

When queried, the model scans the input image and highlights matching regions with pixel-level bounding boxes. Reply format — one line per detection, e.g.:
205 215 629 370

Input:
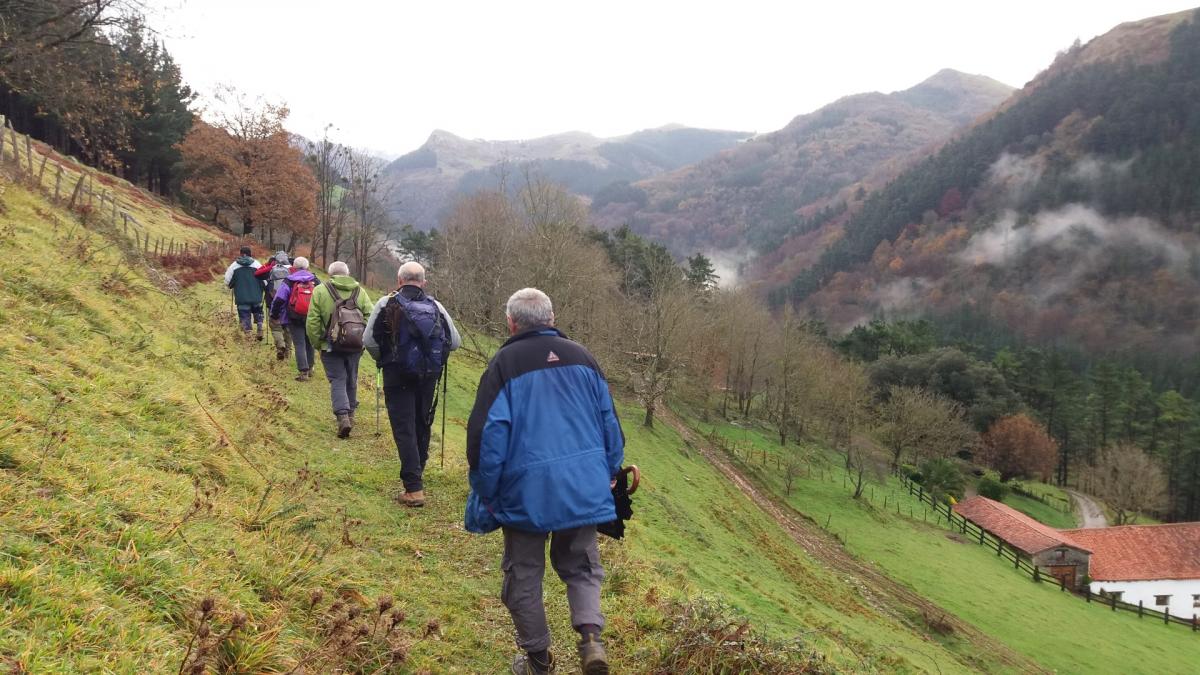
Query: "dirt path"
1065 489 1108 528
656 410 1047 674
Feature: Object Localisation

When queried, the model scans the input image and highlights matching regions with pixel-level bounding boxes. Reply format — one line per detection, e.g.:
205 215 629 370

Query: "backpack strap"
348 286 360 306
326 283 342 303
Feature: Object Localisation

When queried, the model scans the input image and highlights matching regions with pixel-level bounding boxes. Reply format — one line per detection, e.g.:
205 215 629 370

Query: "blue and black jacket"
465 327 624 534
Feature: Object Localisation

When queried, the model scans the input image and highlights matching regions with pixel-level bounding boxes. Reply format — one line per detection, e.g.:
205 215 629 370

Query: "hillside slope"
591 70 1013 258
0 160 1037 671
781 9 1200 365
380 125 751 230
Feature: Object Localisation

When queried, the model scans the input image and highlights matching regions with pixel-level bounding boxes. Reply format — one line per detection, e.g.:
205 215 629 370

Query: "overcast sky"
145 0 1198 157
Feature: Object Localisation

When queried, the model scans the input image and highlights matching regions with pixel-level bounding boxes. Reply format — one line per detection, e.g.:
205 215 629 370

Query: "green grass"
0 174 1018 672
1002 492 1076 529
699 417 1199 675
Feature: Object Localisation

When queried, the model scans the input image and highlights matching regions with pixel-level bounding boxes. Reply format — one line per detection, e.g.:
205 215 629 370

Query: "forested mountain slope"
380 126 751 230
590 70 1013 258
781 9 1200 365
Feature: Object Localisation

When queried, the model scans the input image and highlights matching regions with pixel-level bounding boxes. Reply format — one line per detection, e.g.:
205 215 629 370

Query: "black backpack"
384 293 448 377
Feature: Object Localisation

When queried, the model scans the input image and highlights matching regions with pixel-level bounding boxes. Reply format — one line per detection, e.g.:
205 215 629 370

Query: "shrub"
978 475 1009 501
919 458 965 501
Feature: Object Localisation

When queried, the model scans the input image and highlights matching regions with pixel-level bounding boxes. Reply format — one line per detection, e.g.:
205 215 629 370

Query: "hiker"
364 261 461 507
305 261 373 438
465 288 624 675
223 246 265 339
270 256 320 381
256 251 295 360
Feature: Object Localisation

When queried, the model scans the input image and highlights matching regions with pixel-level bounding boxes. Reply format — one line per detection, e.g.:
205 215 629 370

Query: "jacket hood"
329 275 359 292
287 270 316 282
236 256 256 266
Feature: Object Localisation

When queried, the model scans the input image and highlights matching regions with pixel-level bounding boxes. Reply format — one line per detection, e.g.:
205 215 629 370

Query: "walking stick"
440 358 448 469
375 368 382 437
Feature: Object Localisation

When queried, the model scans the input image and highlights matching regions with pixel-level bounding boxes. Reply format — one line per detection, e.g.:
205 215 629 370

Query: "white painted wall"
1090 579 1200 619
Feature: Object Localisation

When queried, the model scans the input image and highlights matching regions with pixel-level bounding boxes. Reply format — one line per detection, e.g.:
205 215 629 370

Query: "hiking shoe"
255 331 264 342
336 413 352 438
399 490 425 508
276 346 287 361
295 370 309 382
511 652 555 674
578 635 608 675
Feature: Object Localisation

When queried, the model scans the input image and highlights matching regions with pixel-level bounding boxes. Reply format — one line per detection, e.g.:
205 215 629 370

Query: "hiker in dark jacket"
271 256 320 381
306 261 373 438
465 288 623 675
364 261 461 507
223 246 265 339
256 251 294 359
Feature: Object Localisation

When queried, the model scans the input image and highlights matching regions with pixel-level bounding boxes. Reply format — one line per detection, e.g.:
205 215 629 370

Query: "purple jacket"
270 270 319 325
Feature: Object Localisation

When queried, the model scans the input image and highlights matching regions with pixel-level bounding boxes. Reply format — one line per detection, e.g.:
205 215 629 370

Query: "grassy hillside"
703 419 1198 674
0 168 1050 672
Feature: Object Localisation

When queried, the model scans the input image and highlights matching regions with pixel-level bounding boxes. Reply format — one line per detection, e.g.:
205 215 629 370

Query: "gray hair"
398 261 426 284
506 288 554 330
292 256 309 270
328 261 350 276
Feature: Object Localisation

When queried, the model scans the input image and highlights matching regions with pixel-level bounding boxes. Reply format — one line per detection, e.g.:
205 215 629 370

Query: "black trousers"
384 375 439 492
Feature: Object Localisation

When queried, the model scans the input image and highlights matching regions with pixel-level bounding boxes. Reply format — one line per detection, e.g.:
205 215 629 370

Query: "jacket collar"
503 325 564 347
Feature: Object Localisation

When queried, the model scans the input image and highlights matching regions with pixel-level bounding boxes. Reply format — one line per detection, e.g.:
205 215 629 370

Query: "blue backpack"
386 293 448 377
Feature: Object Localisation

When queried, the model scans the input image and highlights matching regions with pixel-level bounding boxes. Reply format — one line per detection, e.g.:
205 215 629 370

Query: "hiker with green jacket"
306 261 373 438
224 246 266 340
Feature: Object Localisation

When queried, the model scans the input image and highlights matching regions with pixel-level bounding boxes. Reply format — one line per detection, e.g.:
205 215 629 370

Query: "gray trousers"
501 525 605 653
288 322 314 372
270 317 292 351
320 350 362 416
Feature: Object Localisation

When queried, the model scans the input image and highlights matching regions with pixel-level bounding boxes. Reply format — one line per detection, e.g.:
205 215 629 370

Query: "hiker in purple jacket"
270 256 320 382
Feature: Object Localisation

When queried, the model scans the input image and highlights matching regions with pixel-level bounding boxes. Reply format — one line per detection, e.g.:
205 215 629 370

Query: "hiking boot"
577 635 608 675
511 652 555 674
295 370 309 382
276 346 287 361
349 410 356 426
399 490 425 508
336 413 352 438
255 328 264 341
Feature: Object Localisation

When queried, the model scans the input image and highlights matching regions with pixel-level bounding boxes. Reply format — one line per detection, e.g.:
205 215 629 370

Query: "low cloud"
958 204 1188 268
706 249 753 288
873 277 934 314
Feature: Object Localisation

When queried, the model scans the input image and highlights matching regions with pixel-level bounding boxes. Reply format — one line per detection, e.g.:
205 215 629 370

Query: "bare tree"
878 385 977 469
309 125 349 267
343 147 394 284
1086 443 1168 524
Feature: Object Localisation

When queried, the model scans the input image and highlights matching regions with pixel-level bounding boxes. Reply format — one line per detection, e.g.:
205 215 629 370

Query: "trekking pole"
375 368 382 437
440 358 448 469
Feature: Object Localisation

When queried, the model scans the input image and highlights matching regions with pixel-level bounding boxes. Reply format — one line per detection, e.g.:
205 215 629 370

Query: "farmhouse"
1064 523 1200 619
953 496 1092 588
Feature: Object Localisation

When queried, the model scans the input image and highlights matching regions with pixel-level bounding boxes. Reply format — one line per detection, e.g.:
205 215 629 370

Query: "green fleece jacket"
305 275 373 351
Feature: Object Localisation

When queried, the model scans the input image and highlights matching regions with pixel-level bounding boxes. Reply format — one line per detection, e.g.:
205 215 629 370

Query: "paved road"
1065 489 1108 528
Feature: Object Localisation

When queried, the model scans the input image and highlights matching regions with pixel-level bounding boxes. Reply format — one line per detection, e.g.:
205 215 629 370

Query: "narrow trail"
656 409 1048 674
1065 489 1109 528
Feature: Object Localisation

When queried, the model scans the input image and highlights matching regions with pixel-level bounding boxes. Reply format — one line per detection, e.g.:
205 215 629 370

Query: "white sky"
144 0 1198 157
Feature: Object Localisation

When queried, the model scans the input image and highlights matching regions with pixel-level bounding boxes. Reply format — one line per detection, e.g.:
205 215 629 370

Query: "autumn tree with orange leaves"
981 414 1058 482
179 89 316 249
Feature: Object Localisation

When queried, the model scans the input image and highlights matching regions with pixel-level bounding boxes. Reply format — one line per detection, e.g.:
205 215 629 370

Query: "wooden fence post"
1112 595 1117 612
1086 587 1091 603
54 165 63 201
1139 600 1143 618
1166 608 1171 625
37 154 48 185
67 176 84 210
1033 567 1041 583
24 136 32 176
1193 614 1196 632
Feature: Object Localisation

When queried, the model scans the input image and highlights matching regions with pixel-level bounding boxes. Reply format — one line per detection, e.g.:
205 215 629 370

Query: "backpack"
325 284 366 352
287 279 315 319
384 293 448 377
266 264 290 299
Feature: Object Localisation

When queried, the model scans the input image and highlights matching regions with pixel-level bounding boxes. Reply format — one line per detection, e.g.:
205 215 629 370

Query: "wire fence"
0 115 225 260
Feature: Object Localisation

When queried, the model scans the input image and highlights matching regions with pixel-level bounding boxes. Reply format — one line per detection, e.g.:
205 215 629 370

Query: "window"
1155 595 1171 607
1192 594 1200 608
1100 590 1123 602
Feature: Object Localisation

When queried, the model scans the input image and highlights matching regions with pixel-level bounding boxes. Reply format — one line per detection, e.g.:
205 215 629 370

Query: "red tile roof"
1062 523 1200 581
953 496 1090 555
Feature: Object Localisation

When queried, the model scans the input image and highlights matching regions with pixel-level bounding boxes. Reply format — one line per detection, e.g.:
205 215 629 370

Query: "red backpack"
287 280 315 318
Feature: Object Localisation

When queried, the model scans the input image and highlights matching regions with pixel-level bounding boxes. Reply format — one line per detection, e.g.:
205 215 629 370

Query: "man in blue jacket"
465 288 623 675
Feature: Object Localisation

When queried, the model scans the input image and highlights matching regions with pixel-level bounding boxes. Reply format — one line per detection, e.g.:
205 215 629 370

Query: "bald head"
398 261 426 287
